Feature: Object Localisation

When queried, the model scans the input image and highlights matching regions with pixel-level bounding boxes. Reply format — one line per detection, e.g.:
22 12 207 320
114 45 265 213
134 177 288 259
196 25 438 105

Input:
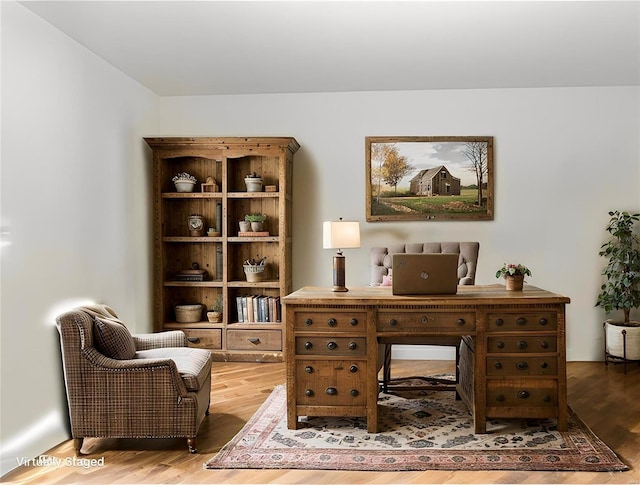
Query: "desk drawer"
182 329 222 350
487 380 558 408
294 311 366 333
487 356 558 376
296 360 366 406
295 337 366 356
487 336 557 353
377 311 475 332
488 313 557 331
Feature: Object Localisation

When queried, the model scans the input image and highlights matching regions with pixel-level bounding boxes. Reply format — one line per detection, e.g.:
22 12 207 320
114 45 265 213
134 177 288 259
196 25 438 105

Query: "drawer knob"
187 337 200 343
543 394 552 403
326 387 338 396
456 318 466 326
327 318 337 327
327 341 337 350
539 317 548 326
248 338 260 345
349 365 359 373
304 366 313 373
350 389 359 397
495 318 504 326
494 361 503 369
389 318 398 326
496 341 505 349
517 361 528 370
541 341 549 349
350 318 359 326
516 340 528 350
516 317 527 326
496 394 505 402
421 316 428 324
304 341 313 350
305 318 313 326
517 390 530 399
540 361 548 369
348 341 357 350
305 389 314 396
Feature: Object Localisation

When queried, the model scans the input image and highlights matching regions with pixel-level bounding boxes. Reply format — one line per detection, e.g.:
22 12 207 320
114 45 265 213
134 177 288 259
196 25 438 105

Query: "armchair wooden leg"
187 437 197 453
73 438 84 456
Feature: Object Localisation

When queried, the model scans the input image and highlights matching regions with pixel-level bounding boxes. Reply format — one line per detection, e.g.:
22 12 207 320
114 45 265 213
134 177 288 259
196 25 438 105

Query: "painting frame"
365 136 494 222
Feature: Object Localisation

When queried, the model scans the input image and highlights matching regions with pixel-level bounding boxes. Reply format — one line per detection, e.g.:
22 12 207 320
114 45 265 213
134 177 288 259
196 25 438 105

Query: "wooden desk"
283 285 570 433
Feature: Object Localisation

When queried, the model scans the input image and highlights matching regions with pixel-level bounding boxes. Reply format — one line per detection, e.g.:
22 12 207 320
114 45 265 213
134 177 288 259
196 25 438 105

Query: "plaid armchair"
56 304 211 455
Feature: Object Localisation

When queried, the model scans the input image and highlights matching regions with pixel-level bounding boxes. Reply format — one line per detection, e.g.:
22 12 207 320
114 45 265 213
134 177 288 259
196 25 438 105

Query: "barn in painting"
409 165 461 196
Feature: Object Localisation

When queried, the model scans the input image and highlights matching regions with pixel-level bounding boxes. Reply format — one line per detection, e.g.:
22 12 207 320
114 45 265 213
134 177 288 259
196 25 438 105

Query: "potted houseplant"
244 172 263 192
207 295 223 323
495 263 532 291
596 210 640 364
243 256 266 282
172 172 197 193
244 213 267 232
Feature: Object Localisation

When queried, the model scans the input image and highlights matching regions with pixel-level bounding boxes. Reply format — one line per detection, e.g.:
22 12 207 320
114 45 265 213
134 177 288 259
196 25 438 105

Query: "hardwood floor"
2 360 639 484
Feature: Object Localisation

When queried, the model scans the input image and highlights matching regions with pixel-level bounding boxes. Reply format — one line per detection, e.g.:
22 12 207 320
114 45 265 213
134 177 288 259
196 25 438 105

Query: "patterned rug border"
205 385 629 472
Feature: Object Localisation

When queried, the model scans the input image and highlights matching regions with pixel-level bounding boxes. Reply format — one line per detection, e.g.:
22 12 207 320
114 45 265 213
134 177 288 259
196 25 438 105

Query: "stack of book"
236 295 281 323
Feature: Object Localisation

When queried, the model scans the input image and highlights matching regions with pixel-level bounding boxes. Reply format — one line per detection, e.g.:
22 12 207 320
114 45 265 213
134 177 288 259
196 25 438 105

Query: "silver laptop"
391 253 459 295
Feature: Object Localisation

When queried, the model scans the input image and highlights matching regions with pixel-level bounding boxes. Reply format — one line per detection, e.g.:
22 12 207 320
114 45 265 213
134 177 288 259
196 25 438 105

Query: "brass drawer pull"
248 338 260 345
326 387 337 396
304 366 313 373
389 318 398 326
348 341 358 350
541 341 549 349
496 341 505 349
456 318 466 326
516 340 528 350
327 341 338 350
327 318 337 327
349 365 359 373
187 337 200 344
304 341 313 350
350 318 359 326
540 361 548 369
305 389 314 396
421 316 428 324
517 390 530 399
494 361 503 369
305 318 313 326
539 317 548 326
516 317 527 326
495 318 504 326
516 361 528 370
350 389 359 397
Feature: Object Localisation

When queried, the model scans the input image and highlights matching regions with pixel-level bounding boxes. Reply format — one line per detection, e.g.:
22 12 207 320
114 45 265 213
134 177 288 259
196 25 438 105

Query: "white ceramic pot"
174 180 196 192
244 177 263 192
605 320 640 360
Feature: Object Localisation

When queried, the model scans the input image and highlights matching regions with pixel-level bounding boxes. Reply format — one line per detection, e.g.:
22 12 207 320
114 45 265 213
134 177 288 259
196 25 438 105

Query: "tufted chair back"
370 242 480 286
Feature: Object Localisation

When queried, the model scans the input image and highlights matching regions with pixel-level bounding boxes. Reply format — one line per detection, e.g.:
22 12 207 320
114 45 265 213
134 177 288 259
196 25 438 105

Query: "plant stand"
603 321 640 374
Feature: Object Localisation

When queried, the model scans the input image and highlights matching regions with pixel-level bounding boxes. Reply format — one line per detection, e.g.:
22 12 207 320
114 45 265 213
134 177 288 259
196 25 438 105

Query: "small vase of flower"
495 263 532 291
172 172 197 192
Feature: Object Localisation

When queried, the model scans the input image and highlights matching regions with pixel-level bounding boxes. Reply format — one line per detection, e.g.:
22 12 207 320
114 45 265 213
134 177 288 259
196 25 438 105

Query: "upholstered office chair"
370 242 480 393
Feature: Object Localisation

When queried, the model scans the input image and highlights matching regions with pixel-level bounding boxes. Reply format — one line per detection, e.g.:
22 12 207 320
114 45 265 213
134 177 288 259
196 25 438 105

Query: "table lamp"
323 218 361 292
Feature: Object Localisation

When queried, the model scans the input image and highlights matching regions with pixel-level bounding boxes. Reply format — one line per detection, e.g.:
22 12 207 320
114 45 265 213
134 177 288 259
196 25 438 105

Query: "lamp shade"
323 220 361 249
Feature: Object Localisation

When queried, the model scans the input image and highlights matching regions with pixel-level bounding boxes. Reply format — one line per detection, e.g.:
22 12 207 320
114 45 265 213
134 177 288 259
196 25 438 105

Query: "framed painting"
365 136 494 221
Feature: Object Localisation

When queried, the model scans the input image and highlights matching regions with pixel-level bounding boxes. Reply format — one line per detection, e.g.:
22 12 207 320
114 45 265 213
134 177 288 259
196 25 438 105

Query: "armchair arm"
132 330 187 350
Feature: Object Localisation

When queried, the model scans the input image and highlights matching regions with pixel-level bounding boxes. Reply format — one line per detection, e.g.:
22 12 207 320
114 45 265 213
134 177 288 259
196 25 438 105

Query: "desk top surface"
283 284 570 305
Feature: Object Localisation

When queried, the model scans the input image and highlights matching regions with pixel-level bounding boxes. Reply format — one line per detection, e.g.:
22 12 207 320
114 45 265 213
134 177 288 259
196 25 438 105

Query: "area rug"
205 383 628 472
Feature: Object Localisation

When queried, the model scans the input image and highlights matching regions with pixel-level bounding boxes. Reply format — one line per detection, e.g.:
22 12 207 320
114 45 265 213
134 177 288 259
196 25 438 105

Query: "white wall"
0 2 157 475
157 86 640 362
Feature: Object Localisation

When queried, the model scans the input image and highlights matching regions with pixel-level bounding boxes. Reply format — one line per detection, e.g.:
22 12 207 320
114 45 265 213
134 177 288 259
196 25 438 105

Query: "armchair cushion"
93 316 136 360
136 347 211 392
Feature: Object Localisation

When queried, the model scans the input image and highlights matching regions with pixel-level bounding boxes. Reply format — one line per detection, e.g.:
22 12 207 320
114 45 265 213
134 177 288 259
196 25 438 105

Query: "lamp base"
331 252 348 292
331 285 349 292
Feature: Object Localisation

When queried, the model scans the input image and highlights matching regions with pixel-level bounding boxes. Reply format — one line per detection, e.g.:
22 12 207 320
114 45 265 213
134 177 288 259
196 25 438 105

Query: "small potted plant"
243 255 267 282
207 227 220 237
596 211 640 365
495 263 532 291
244 172 263 192
172 172 197 193
207 295 223 323
244 213 267 232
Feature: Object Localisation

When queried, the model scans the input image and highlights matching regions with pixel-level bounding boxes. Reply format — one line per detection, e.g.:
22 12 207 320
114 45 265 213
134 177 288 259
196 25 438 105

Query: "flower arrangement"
172 172 196 183
245 172 262 179
495 263 532 279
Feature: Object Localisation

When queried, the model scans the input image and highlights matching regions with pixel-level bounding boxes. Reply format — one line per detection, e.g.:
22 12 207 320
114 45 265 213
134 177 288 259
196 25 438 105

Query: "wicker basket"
175 304 203 323
243 264 265 283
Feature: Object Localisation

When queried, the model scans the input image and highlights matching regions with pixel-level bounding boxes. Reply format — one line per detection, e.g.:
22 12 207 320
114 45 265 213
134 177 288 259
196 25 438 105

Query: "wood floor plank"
2 360 638 484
